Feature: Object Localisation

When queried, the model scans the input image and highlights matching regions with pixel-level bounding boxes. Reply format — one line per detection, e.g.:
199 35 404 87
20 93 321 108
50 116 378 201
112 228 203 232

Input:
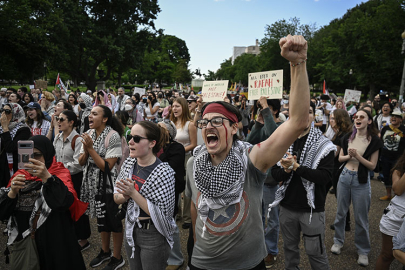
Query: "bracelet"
290 59 307 67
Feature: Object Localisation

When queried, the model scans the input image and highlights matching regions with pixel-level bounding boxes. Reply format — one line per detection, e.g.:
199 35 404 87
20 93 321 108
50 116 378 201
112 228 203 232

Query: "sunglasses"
1 109 12 114
56 116 67 122
126 134 148 143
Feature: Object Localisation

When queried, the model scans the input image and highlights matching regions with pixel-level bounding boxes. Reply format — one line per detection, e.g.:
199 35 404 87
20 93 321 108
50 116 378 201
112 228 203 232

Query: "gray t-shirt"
185 154 267 270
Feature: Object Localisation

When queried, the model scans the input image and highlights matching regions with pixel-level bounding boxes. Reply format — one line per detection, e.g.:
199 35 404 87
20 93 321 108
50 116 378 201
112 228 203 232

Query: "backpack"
89 129 130 174
71 135 80 151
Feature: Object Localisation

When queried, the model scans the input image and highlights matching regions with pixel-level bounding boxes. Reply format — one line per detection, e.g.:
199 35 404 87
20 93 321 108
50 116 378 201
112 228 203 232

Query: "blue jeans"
167 225 184 266
334 167 371 255
262 184 279 256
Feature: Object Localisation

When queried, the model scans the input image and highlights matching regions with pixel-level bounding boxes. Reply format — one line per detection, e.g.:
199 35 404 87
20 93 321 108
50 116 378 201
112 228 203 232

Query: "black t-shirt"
381 125 405 160
131 158 162 217
271 134 334 212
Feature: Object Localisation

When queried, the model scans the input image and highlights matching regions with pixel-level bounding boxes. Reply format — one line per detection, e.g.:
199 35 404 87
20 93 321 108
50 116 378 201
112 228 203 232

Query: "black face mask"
158 94 163 99
79 103 86 109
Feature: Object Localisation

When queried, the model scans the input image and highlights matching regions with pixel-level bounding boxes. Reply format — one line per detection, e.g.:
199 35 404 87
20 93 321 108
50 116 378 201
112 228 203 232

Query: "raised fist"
279 35 307 64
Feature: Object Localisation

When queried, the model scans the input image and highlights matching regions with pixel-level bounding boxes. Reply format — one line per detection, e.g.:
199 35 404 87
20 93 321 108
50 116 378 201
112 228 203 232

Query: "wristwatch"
288 161 295 170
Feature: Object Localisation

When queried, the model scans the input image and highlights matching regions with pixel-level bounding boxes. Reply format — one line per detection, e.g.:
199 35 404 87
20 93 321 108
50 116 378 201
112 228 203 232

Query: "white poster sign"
133 87 145 96
202 80 229 102
248 70 283 100
344 89 362 103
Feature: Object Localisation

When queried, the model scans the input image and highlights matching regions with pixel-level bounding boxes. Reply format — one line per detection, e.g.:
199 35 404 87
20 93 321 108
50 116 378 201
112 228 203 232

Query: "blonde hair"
42 91 54 102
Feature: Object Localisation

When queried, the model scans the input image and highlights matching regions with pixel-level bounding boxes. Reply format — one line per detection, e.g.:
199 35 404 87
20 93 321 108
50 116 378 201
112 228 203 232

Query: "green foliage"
309 0 405 98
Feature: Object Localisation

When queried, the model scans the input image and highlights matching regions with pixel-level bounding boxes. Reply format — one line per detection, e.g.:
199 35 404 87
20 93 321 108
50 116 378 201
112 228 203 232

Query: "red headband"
203 103 238 123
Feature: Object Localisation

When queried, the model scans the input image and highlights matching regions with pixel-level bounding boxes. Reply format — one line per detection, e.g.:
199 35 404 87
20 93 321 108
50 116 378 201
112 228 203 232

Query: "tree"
259 17 317 91
136 34 191 87
233 53 260 85
0 0 63 82
309 0 405 98
51 0 161 90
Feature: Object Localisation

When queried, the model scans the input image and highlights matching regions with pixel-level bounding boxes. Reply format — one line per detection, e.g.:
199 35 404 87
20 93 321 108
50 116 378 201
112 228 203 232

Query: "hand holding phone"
18 140 34 170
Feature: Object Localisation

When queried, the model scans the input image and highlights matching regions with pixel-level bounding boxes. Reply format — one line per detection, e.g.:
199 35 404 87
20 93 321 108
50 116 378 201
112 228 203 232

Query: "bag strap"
98 160 114 194
30 210 41 239
71 134 80 151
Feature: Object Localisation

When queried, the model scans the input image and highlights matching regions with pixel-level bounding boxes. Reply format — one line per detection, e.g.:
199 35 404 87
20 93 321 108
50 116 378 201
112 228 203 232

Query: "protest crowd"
1 35 405 270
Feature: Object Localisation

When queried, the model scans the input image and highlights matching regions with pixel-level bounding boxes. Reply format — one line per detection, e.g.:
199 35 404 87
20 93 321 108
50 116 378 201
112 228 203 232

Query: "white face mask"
125 104 133 111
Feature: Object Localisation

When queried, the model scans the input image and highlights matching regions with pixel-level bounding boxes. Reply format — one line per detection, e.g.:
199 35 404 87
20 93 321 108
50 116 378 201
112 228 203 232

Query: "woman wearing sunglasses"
114 121 176 270
53 110 91 251
170 97 197 230
0 135 87 270
78 105 125 269
0 103 31 187
331 109 382 267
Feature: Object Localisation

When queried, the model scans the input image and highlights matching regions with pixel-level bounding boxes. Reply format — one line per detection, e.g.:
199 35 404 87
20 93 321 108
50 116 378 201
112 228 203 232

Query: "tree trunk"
368 83 376 100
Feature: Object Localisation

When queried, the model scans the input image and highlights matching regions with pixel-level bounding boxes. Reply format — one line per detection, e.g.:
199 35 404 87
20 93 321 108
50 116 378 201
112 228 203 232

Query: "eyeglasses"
187 100 196 104
197 117 231 129
1 109 12 114
127 134 148 143
354 115 366 120
33 152 43 159
56 116 67 122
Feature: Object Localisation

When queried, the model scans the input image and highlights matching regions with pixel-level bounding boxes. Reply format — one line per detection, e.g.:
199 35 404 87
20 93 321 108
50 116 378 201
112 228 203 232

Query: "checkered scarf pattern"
193 140 250 237
116 157 176 258
0 186 51 245
268 127 336 223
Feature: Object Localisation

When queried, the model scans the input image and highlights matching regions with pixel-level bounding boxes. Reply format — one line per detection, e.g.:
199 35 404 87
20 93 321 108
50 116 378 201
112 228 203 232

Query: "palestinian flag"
55 73 67 92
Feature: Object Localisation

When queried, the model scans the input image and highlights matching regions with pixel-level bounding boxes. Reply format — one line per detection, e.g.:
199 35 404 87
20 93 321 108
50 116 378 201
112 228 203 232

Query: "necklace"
136 163 146 174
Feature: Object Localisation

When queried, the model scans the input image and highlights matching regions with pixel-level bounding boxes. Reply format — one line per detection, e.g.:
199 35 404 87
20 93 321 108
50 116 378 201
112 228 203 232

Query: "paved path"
0 176 403 269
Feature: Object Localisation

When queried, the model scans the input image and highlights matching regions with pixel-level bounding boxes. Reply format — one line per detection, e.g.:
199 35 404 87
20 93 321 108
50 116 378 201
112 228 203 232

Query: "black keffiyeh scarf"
0 186 51 245
268 126 336 223
193 140 251 237
116 157 176 258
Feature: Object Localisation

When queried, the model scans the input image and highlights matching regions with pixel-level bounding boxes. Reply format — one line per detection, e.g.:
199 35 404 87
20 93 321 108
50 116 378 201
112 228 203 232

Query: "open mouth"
355 122 362 128
206 133 219 147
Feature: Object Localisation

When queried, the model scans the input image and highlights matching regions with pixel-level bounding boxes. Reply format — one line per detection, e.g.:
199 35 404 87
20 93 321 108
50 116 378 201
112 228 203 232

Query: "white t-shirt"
322 102 333 124
144 102 160 118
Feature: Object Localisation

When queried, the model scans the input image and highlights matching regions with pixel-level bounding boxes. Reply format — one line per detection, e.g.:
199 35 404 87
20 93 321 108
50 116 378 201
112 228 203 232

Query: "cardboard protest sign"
344 89 362 103
35 80 47 89
202 80 228 102
133 87 145 96
248 70 283 100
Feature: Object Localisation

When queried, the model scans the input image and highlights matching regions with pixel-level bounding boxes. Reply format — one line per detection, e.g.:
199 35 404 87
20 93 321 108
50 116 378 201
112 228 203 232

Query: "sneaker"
264 254 276 268
102 256 125 270
90 249 111 268
357 254 369 267
379 195 391 201
331 244 343 255
80 241 90 252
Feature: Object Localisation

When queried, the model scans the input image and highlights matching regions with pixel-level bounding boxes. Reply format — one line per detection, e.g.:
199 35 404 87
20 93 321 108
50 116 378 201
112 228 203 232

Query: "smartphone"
18 140 34 170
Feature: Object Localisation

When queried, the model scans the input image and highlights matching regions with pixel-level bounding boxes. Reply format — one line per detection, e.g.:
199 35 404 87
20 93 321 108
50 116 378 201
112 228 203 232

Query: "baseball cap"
27 102 41 110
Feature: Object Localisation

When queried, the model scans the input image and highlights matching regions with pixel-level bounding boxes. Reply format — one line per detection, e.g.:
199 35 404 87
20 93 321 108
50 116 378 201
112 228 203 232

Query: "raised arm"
250 35 309 173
